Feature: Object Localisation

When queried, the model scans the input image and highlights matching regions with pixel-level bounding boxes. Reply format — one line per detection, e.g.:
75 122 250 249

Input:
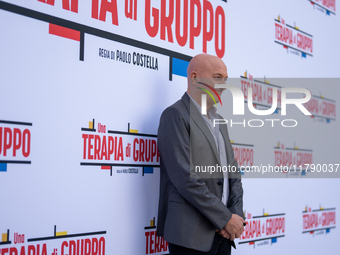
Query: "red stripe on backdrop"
49 23 80 41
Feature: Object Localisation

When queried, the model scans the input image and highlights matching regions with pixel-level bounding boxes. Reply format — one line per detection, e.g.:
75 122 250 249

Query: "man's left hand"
216 229 231 239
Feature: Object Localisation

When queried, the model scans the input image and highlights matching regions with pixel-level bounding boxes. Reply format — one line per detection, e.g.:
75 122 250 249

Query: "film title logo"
231 141 254 175
309 0 336 15
60 237 105 255
80 120 159 175
0 122 31 159
145 0 226 57
240 73 282 111
38 0 226 57
0 226 106 255
302 206 336 235
239 210 285 247
304 93 336 122
144 217 168 255
0 120 32 172
274 142 313 175
82 121 159 163
274 16 313 58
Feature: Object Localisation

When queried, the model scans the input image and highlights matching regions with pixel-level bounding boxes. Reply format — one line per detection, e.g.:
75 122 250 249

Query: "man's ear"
190 72 198 86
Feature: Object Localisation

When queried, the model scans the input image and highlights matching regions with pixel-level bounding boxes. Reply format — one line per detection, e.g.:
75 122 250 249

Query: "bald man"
157 54 244 255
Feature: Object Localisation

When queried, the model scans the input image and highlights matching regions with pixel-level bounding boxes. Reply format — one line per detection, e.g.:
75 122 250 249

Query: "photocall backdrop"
0 0 339 254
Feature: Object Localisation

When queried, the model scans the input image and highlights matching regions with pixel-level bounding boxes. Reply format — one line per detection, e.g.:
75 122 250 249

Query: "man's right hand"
223 214 245 241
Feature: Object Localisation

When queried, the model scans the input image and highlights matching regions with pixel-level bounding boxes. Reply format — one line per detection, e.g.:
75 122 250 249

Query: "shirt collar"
186 92 218 120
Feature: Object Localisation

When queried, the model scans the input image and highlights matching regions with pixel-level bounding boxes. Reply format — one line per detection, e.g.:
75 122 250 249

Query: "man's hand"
216 228 230 239
223 214 245 241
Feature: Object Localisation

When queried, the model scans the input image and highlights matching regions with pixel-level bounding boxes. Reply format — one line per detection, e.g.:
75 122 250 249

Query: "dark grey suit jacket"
157 93 244 252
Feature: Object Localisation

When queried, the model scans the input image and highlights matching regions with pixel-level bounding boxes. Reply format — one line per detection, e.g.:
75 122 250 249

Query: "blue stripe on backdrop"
144 167 154 174
0 163 7 172
173 58 189 78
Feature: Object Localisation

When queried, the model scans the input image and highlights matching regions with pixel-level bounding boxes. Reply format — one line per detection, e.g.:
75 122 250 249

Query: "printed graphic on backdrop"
274 16 313 58
0 226 106 255
144 217 169 255
0 0 230 81
238 75 337 123
302 205 336 236
238 209 285 248
231 140 254 176
216 76 315 129
308 0 336 15
0 1 193 82
274 142 313 177
0 120 32 172
1 0 340 254
240 72 281 112
304 91 336 123
80 119 159 176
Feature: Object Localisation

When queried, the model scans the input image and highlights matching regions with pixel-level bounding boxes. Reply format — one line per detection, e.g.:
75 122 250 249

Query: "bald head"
187 54 225 78
186 54 228 109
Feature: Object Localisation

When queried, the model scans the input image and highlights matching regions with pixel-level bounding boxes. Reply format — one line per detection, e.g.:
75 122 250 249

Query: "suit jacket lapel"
219 122 232 165
181 93 221 165
219 125 230 161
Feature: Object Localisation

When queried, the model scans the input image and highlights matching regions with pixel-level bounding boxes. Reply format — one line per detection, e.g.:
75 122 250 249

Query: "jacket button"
217 181 222 186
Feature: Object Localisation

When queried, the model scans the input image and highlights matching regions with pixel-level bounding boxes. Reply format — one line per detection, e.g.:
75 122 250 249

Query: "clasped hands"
216 214 245 241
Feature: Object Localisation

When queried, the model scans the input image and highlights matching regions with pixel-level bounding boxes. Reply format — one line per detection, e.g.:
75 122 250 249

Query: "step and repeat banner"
1 0 339 254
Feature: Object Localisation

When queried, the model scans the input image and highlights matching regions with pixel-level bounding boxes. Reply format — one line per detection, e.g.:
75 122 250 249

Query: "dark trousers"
169 233 231 255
